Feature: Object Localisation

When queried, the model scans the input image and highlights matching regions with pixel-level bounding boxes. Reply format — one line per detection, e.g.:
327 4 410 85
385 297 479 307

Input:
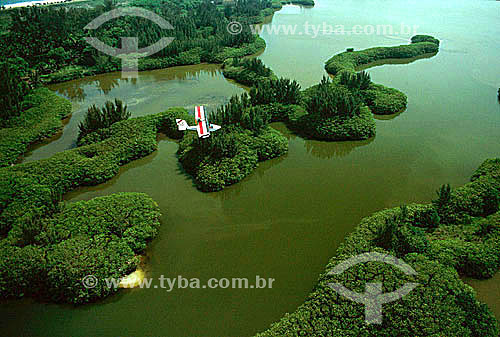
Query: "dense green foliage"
0 193 161 304
339 70 371 91
363 83 407 115
249 77 302 107
323 36 439 115
178 126 287 191
0 106 198 303
78 98 130 142
306 76 363 118
411 34 440 46
0 57 31 123
325 37 440 75
256 159 500 336
0 0 271 84
0 88 72 167
222 57 276 86
289 76 376 140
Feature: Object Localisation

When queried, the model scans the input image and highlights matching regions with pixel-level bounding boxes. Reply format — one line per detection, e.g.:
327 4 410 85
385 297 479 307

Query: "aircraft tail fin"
176 119 188 131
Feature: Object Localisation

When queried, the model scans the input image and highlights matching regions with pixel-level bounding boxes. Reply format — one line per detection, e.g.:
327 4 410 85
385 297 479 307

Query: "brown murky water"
2 0 499 336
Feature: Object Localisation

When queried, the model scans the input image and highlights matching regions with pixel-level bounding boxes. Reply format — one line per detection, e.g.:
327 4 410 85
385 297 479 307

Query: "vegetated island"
221 55 376 142
256 158 500 336
220 35 440 143
0 104 196 304
325 35 440 115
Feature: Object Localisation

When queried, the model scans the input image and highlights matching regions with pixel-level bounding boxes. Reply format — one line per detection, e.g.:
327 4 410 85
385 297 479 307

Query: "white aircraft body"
176 106 221 139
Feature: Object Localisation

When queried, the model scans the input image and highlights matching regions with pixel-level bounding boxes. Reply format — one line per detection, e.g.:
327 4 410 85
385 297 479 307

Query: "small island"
325 35 440 115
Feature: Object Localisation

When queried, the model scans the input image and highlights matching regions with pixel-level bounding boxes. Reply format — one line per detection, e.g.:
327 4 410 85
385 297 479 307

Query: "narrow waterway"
1 1 499 336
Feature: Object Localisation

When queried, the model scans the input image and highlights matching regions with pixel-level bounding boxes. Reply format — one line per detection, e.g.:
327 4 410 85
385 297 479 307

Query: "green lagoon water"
2 0 500 336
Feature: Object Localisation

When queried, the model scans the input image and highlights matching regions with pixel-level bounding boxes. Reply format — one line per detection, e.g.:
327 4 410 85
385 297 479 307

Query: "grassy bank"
256 158 500 336
0 88 72 167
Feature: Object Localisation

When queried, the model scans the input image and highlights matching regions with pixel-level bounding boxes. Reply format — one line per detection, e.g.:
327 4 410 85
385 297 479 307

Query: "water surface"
2 0 500 335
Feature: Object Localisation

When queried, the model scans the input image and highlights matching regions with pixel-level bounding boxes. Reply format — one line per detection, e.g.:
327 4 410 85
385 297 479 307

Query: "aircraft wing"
196 119 210 138
195 106 205 122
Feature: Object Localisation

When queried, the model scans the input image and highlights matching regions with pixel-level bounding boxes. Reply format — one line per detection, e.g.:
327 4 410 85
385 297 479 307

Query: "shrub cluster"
0 88 72 167
178 120 288 192
222 57 276 86
0 193 161 304
78 99 131 142
249 78 302 107
256 158 500 336
323 35 439 115
0 57 31 123
291 76 376 140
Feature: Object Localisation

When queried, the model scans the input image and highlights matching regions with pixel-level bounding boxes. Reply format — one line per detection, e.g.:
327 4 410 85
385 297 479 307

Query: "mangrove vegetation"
256 158 500 336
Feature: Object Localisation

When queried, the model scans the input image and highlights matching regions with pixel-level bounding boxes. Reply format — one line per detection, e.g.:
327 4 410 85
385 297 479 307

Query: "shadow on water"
355 53 438 72
208 154 288 201
270 122 376 159
303 137 375 159
373 111 403 120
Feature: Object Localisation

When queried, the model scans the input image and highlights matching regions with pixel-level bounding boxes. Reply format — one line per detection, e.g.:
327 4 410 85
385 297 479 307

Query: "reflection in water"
3 0 500 335
355 53 438 72
304 137 375 159
270 122 375 159
209 154 288 201
23 64 246 163
50 64 227 102
373 111 402 120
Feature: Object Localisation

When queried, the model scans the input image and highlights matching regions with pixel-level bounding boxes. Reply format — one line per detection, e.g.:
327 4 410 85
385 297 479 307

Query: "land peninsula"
2 5 498 335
